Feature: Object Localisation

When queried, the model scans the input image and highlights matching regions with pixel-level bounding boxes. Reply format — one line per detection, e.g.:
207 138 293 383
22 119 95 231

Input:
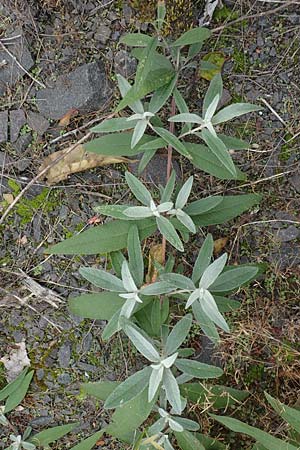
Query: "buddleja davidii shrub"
48 2 262 449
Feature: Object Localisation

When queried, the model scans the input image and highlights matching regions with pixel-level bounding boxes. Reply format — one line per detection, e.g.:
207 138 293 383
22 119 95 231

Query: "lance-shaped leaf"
169 113 203 124
173 417 200 432
85 132 155 157
102 309 122 341
175 176 193 209
29 423 78 447
161 170 176 203
91 117 138 133
200 253 227 290
160 273 195 291
0 368 28 402
201 129 236 177
153 127 191 159
135 37 158 87
265 392 300 434
131 120 148 148
141 281 174 296
203 73 223 117
149 365 164 401
192 301 220 344
128 225 144 287
5 371 34 413
210 266 259 292
172 27 211 47
123 322 160 362
156 215 184 252
174 88 191 133
69 431 104 450
149 74 178 114
110 251 126 278
184 196 222 216
175 430 206 450
163 368 182 414
104 366 151 409
175 359 223 379
211 415 298 450
117 74 144 114
218 134 250 150
165 314 193 356
119 33 153 47
69 292 123 320
200 289 230 332
138 148 157 174
212 103 261 125
121 260 138 292
192 234 214 284
79 267 125 292
125 171 152 206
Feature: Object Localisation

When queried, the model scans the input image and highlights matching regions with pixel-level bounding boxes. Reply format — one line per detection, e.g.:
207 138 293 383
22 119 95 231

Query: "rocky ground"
0 0 299 448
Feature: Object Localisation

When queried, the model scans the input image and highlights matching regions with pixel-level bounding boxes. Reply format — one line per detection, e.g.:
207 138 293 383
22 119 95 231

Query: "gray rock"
289 169 300 193
58 342 71 368
77 362 97 372
0 110 8 143
114 50 137 78
9 109 26 142
57 372 71 385
30 416 52 427
94 25 111 44
26 111 49 135
35 61 111 119
36 368 45 381
275 225 299 242
0 31 34 96
218 88 232 109
13 132 32 153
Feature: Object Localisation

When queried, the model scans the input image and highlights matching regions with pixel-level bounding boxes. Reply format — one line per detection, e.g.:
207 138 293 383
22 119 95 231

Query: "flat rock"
26 110 49 135
9 109 26 142
35 61 111 120
0 110 8 143
114 49 137 78
289 167 300 193
0 31 34 96
275 225 299 242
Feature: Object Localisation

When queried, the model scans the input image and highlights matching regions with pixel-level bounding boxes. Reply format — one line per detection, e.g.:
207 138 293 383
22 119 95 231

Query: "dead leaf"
39 144 132 185
0 341 31 382
146 244 164 283
17 235 28 246
3 193 14 204
199 52 226 81
58 108 78 127
213 237 229 255
199 0 220 26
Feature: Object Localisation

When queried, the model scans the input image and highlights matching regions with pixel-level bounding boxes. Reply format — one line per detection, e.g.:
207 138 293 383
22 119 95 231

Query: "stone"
94 25 111 44
26 111 49 135
275 225 299 242
13 132 32 153
289 168 300 193
35 61 111 120
129 153 181 186
0 31 34 96
114 50 137 78
0 110 8 143
57 372 71 385
58 342 71 368
9 109 26 142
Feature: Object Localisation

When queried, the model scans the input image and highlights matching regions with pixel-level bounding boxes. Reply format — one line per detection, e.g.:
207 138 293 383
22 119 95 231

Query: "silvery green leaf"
174 88 191 133
173 417 200 431
163 369 182 415
185 290 199 309
175 176 193 209
161 353 178 368
124 206 153 218
164 438 176 450
176 211 196 233
23 427 32 440
165 314 192 356
140 281 174 296
203 73 223 117
91 117 137 133
128 225 144 287
153 127 191 159
168 113 203 124
156 216 184 252
201 289 229 332
20 442 35 450
125 171 153 206
201 129 236 177
104 366 151 409
138 148 157 174
149 73 178 114
175 358 223 379
148 418 166 435
79 267 125 292
168 417 184 432
204 94 220 121
124 323 160 362
131 120 148 149
161 170 176 203
212 103 261 125
0 412 8 426
116 74 144 114
119 298 136 319
159 273 195 291
176 373 194 384
192 234 213 284
149 365 164 401
157 202 173 213
121 260 137 292
199 253 227 290
192 301 220 344
102 309 122 340
205 120 217 137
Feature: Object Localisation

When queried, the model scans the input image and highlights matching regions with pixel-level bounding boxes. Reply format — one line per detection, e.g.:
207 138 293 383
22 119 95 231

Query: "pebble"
58 342 71 368
0 111 8 143
9 109 26 142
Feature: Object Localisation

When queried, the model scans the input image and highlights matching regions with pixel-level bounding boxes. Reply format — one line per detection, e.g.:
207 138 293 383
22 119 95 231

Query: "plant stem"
162 96 177 262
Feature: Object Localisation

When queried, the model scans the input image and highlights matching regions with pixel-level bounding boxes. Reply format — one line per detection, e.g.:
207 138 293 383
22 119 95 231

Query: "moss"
213 5 239 23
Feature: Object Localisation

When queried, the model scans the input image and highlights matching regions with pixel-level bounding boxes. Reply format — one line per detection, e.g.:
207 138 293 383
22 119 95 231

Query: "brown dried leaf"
146 244 164 283
213 237 229 255
58 108 78 127
39 144 132 185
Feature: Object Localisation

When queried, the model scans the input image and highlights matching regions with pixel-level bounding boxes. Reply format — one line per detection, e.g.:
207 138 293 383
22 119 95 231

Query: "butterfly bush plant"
49 2 263 448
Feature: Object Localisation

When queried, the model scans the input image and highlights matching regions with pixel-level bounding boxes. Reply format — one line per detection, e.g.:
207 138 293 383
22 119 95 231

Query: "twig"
259 97 287 127
0 132 91 225
212 1 298 32
0 40 46 89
